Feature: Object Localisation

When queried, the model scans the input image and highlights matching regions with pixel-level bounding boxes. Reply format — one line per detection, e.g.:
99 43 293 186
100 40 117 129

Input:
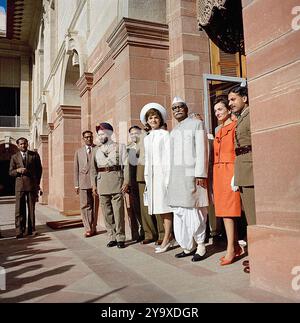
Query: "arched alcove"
63 51 81 106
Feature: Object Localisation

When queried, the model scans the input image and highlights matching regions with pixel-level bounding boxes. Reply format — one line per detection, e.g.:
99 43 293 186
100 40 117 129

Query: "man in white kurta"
168 97 209 262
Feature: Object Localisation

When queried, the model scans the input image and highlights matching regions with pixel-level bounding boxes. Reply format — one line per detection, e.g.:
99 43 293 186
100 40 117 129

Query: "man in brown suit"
9 137 42 238
90 123 130 249
74 130 99 237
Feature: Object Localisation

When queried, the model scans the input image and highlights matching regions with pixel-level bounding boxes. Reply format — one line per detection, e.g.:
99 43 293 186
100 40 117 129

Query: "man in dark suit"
126 126 145 242
74 130 99 237
9 137 42 238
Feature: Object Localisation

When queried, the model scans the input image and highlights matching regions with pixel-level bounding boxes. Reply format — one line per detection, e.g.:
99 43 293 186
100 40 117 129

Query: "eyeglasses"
172 105 185 111
83 136 93 139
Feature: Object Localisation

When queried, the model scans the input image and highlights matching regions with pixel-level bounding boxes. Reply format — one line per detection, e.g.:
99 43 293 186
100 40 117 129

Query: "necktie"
87 147 91 161
22 153 26 167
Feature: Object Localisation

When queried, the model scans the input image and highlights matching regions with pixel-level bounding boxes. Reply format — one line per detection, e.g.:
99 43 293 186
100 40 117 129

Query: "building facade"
0 0 299 300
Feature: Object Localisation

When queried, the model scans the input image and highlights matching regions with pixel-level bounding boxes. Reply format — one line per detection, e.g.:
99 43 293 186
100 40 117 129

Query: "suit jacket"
234 106 254 186
90 141 130 195
9 150 42 192
136 132 147 183
74 145 95 190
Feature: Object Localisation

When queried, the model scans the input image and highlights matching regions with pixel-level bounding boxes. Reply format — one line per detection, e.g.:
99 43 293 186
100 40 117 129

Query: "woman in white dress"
140 103 175 253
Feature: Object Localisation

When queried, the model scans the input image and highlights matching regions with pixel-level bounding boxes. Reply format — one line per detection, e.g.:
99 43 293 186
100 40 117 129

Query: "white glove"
143 187 148 206
231 176 239 192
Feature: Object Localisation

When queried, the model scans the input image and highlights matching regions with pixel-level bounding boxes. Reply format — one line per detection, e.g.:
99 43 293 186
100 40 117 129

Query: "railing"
0 116 20 127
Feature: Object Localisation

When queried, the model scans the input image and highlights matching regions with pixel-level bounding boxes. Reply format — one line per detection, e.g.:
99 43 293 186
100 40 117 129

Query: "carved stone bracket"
40 135 49 144
76 72 94 97
107 18 169 60
55 105 81 125
47 122 54 133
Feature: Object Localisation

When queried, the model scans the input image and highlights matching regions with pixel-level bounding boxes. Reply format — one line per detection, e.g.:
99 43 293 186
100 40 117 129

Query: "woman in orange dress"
213 96 242 265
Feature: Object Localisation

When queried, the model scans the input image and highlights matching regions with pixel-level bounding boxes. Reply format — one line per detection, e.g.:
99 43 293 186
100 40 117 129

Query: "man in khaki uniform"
228 85 256 226
90 123 129 248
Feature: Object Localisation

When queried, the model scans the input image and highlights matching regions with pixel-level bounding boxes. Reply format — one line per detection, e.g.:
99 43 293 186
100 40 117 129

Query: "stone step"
0 196 16 204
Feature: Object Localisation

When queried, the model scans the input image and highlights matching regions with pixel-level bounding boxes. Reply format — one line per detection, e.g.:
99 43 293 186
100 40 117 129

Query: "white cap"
140 103 167 125
172 96 186 105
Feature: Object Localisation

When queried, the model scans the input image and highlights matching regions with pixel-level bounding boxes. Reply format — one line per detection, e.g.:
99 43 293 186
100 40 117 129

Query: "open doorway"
0 143 18 196
203 73 245 135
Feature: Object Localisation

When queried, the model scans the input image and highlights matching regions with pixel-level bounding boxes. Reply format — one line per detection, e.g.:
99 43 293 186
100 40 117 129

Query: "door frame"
203 73 246 134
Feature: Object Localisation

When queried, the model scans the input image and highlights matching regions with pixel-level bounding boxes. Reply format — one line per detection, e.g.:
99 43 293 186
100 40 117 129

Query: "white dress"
144 129 172 215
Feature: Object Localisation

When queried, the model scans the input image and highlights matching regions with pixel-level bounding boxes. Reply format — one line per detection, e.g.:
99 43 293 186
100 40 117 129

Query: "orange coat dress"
213 121 241 217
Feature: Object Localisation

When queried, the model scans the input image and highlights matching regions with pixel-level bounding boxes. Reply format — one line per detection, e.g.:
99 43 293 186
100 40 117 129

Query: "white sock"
196 243 206 256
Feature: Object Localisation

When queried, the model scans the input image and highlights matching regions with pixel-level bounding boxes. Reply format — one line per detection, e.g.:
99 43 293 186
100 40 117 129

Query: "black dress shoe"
140 239 155 245
175 249 196 258
117 241 125 249
242 260 249 267
155 240 163 246
107 240 117 247
191 253 206 262
16 233 24 239
136 236 144 243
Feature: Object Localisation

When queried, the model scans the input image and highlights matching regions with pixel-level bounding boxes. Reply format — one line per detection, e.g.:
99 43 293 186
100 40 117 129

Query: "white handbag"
143 187 148 206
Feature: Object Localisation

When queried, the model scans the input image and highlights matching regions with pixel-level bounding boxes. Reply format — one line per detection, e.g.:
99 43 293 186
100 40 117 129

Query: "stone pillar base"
248 225 300 301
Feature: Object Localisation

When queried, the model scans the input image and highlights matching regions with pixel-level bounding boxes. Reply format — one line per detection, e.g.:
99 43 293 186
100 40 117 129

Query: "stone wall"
243 0 300 300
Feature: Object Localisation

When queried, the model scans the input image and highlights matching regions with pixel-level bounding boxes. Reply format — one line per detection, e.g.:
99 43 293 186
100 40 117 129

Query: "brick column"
77 72 94 132
47 105 81 215
38 134 49 205
167 0 210 118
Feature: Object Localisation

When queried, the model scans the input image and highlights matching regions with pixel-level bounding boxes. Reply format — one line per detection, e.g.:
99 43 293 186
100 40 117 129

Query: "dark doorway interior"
0 87 20 127
0 144 18 196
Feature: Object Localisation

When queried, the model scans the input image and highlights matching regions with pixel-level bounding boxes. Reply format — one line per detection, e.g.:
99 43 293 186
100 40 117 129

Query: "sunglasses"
172 105 185 111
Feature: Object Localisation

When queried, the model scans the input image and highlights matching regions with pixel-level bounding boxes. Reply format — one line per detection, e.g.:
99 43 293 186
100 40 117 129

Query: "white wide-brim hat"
140 102 167 125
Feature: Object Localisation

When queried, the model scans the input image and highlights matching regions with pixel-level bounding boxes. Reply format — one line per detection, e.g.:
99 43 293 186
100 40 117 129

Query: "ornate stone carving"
197 0 226 27
65 32 78 55
197 0 244 54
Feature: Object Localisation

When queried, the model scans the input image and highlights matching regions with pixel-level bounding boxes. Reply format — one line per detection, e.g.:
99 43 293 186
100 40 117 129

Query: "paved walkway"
0 202 293 303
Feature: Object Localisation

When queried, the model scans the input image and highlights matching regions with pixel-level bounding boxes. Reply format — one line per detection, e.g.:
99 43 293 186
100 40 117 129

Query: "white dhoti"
173 207 208 251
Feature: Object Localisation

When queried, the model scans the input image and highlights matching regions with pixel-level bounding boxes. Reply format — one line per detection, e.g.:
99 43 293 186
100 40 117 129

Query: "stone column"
38 134 49 205
242 0 300 301
77 72 94 132
167 0 210 118
47 106 81 215
20 56 30 128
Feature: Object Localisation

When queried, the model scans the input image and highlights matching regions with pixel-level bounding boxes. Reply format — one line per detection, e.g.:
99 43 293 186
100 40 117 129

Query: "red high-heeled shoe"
220 246 243 261
220 256 235 266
